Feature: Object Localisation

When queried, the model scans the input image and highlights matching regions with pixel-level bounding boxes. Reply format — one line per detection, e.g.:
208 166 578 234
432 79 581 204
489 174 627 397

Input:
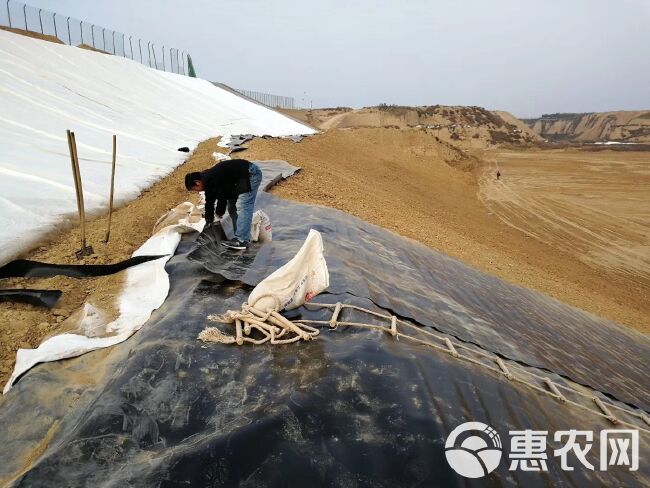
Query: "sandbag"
251 210 272 242
249 229 328 312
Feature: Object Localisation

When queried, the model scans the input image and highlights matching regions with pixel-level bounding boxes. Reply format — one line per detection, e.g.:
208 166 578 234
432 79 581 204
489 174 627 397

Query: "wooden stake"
67 130 93 258
66 130 82 221
104 134 117 243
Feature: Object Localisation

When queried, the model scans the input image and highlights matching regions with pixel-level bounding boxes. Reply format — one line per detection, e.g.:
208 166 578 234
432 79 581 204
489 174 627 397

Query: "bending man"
185 159 263 250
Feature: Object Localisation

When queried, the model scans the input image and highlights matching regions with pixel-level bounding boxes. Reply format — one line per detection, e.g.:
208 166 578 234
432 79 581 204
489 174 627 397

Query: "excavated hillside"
280 105 541 147
523 110 650 143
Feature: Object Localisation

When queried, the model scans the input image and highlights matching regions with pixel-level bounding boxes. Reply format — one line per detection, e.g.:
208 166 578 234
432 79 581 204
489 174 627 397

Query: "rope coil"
199 293 319 345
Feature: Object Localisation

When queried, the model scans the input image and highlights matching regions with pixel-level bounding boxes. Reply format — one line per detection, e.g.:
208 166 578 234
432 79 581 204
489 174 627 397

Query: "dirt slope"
282 105 541 147
523 111 650 143
243 128 649 334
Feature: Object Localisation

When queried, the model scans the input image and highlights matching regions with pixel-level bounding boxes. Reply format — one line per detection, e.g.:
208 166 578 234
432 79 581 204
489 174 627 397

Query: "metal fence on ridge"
1 0 191 75
235 88 295 110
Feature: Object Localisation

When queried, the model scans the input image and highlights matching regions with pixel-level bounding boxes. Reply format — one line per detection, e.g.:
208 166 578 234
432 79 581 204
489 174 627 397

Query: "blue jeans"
228 163 262 242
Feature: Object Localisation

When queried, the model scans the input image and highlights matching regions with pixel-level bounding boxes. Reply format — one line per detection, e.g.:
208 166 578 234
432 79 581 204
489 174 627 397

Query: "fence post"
162 45 165 71
147 41 152 67
91 24 94 48
102 27 106 51
38 8 42 34
129 36 133 59
138 38 142 63
181 51 185 75
6 0 10 28
79 21 83 44
151 43 158 69
112 31 115 54
22 3 26 30
53 13 57 38
175 49 179 74
66 16 71 44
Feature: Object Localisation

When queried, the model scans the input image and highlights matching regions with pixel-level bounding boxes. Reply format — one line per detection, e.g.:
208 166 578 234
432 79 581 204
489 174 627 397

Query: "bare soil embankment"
243 128 649 334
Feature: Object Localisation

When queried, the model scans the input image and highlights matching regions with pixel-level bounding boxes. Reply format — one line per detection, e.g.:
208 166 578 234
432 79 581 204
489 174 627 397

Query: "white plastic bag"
248 229 329 312
251 210 273 242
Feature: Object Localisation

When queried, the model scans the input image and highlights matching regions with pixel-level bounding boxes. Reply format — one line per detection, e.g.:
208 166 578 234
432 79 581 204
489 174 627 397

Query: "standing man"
185 159 263 250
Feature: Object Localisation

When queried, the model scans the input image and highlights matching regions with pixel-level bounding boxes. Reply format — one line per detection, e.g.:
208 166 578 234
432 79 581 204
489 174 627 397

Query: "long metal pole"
91 24 95 48
112 31 115 54
104 135 117 243
151 43 158 69
53 13 57 38
38 8 42 34
147 41 151 67
138 39 142 63
122 33 125 57
66 16 70 44
79 20 83 44
181 51 185 75
6 0 10 28
129 36 133 59
22 3 26 30
162 45 165 71
102 28 106 51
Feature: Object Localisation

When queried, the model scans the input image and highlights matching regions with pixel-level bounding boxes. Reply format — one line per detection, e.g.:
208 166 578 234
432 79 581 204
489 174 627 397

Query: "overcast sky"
16 0 650 117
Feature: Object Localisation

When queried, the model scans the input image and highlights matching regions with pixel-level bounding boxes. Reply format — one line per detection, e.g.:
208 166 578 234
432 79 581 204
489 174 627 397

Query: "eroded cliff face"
523 110 650 142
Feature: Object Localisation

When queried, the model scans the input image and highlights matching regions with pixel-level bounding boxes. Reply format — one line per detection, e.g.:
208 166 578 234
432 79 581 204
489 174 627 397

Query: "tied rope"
199 293 319 345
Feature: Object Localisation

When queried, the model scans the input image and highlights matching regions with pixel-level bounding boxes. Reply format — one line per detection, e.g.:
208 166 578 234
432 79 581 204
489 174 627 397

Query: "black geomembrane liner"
1 162 647 487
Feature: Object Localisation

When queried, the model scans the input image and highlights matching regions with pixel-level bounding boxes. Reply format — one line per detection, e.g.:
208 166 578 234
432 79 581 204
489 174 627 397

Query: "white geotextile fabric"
0 29 315 266
3 206 204 393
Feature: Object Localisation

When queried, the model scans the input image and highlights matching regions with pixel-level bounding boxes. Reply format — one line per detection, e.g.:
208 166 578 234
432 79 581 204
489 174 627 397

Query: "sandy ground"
480 150 650 284
243 128 649 334
0 139 224 387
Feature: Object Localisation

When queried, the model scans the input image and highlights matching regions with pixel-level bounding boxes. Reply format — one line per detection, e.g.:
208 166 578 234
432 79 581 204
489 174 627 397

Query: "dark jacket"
201 159 251 223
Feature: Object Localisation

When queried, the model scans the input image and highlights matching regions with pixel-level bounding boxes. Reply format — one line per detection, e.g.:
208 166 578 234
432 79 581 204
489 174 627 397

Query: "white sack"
250 210 272 242
248 229 329 312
